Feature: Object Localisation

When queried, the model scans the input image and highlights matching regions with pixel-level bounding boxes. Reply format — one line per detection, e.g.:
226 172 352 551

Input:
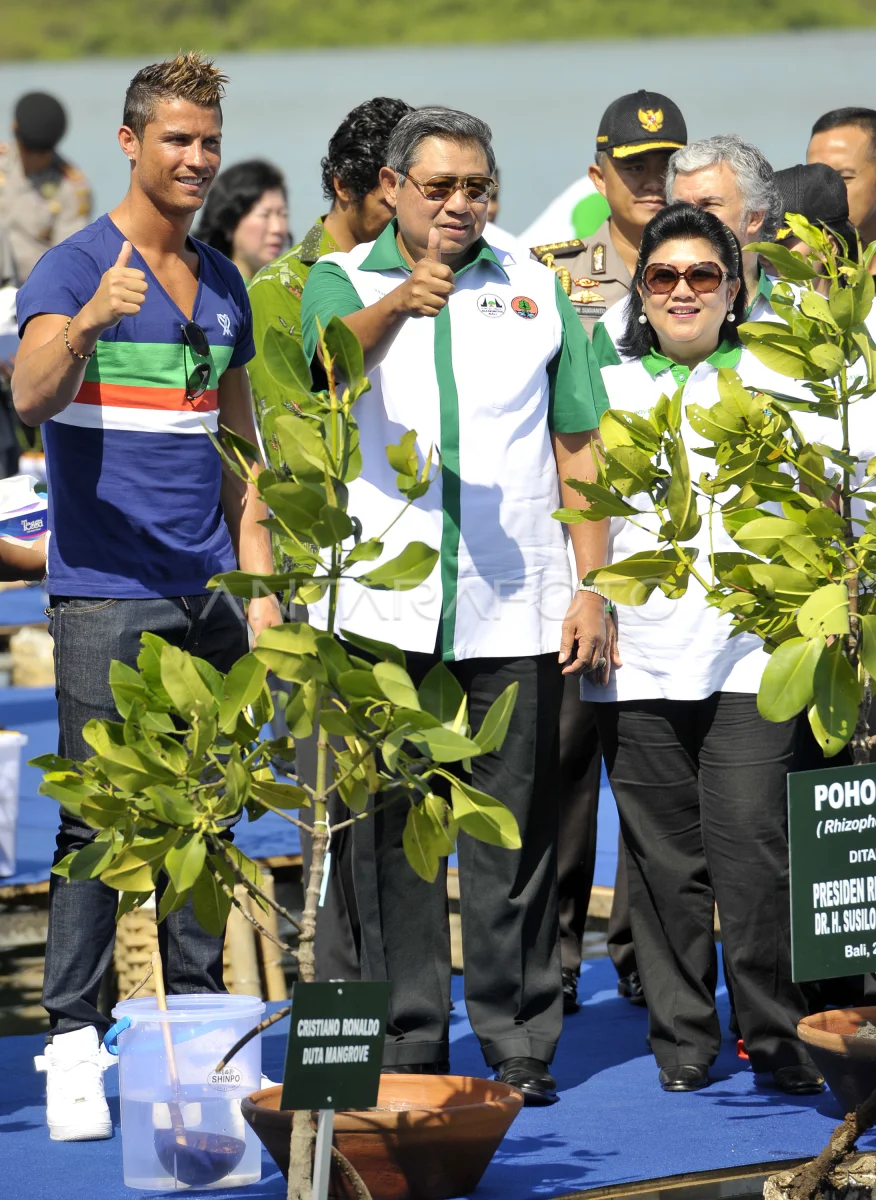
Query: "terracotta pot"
798 1007 876 1112
241 1074 523 1200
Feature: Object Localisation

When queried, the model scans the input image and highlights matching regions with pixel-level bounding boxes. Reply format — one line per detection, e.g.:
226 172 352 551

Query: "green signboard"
789 762 876 982
280 980 389 1111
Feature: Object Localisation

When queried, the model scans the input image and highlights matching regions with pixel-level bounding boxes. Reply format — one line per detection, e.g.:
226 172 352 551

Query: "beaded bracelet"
64 318 94 361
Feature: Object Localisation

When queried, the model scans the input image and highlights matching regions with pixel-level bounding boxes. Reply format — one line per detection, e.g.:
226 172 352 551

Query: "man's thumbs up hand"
85 239 149 332
401 227 455 317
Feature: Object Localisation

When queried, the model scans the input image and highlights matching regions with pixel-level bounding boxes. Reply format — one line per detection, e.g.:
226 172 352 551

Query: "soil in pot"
241 1074 523 1200
798 1007 876 1113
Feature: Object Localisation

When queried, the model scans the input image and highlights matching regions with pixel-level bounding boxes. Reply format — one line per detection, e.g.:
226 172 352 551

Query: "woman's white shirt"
581 347 808 704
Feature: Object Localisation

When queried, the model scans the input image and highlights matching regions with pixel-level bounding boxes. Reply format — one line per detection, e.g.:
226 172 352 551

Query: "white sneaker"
34 1026 113 1141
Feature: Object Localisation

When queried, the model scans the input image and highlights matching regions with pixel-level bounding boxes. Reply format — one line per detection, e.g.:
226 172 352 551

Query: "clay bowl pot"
241 1074 523 1200
798 1007 876 1113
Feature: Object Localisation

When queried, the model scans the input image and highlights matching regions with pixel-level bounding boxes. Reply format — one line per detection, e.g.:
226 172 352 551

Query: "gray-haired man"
667 134 782 321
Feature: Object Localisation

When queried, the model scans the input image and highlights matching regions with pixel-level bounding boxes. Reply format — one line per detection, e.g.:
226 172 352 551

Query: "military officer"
0 92 93 282
531 90 688 1016
532 90 687 363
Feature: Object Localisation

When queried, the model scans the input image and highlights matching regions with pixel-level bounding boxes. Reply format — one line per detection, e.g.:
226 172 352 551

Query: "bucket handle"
103 1015 132 1056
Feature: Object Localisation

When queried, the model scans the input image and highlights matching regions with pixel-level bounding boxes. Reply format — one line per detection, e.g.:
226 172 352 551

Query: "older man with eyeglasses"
301 106 612 1105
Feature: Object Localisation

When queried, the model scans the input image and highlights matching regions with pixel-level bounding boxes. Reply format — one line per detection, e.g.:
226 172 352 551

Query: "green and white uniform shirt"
581 343 807 704
301 220 608 661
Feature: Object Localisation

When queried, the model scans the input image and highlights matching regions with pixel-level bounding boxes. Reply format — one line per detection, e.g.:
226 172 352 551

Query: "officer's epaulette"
530 239 586 260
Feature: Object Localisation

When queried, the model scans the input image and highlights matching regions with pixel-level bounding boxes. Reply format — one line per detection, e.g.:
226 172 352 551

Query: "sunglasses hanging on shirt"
181 320 211 402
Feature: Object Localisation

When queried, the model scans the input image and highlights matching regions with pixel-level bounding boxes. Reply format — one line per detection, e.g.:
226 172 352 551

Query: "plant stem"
208 863 296 955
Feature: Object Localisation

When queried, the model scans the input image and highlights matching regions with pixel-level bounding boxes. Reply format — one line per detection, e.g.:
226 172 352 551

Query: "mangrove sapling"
35 318 522 1200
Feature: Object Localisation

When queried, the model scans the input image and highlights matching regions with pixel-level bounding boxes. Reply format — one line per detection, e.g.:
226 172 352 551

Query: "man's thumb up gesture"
401 227 456 318
88 240 149 332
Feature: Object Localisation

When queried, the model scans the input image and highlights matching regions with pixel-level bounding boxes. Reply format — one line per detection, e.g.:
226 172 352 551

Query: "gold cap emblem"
638 108 664 134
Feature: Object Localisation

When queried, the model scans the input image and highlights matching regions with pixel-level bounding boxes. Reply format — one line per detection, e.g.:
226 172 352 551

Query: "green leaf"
742 242 818 281
146 786 199 826
337 773 369 813
450 780 521 849
813 641 861 740
387 429 419 476
796 582 850 638
312 504 354 547
191 868 233 937
164 833 207 892
418 663 465 724
224 746 250 810
809 343 846 374
108 660 150 719
780 533 833 578
252 622 320 681
157 880 191 922
402 802 441 883
800 287 839 327
345 538 383 564
101 851 157 893
474 682 518 754
407 727 483 763
262 482 324 535
219 654 268 734
586 550 686 607
738 330 818 380
808 704 848 758
757 637 823 722
160 646 217 722
358 542 440 591
262 321 313 394
858 614 876 680
732 516 808 558
561 480 639 517
603 445 656 496
373 661 421 709
319 707 359 735
805 506 847 540
598 408 660 453
323 314 365 384
250 779 310 809
337 668 382 702
339 628 405 666
283 679 317 739
67 840 115 880
666 437 700 540
273 413 328 480
829 280 855 331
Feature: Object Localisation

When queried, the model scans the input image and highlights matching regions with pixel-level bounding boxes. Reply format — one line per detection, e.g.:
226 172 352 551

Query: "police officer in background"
0 92 93 282
531 90 687 1015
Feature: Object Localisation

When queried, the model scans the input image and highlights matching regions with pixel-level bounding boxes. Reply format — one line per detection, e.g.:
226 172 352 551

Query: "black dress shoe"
381 1060 450 1075
658 1063 710 1092
562 968 580 1015
772 1065 825 1095
617 969 647 1007
495 1057 558 1106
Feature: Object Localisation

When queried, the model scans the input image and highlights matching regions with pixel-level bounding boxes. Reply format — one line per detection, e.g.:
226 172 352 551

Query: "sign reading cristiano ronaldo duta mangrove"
789 763 876 981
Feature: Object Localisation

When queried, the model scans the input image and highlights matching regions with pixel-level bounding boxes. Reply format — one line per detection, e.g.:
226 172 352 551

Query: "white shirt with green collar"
300 219 608 661
581 342 807 703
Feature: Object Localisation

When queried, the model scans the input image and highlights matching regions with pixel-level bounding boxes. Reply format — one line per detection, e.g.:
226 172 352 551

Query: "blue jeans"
42 593 249 1036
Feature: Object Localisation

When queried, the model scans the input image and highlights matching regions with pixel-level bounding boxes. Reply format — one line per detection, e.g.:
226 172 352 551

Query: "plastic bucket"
111 993 265 1190
0 731 27 877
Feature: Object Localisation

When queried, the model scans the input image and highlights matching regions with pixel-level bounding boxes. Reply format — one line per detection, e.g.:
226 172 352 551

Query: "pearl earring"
638 313 648 325
727 312 735 323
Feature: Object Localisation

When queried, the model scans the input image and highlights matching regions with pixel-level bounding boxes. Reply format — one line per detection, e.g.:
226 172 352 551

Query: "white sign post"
312 1108 335 1200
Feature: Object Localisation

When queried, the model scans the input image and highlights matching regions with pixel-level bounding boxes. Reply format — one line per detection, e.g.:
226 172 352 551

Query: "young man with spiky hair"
13 53 281 1141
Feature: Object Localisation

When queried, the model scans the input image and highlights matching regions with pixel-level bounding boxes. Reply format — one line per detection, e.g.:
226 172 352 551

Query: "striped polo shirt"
16 214 254 598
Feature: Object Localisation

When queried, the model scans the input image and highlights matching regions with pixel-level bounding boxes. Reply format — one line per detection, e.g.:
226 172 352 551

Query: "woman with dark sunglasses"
581 203 823 1096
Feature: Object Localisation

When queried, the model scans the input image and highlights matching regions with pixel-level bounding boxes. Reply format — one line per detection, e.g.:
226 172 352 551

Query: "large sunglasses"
181 320 211 402
401 173 498 204
642 261 726 296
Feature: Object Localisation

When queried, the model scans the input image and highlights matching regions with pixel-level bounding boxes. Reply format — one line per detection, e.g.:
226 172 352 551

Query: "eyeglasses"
642 262 726 296
400 173 498 204
181 321 211 402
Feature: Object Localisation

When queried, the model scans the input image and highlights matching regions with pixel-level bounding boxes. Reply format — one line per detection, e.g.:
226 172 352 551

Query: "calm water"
0 30 871 237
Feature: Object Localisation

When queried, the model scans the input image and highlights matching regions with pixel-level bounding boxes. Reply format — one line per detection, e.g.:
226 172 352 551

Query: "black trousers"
557 678 636 977
353 651 565 1068
595 692 812 1073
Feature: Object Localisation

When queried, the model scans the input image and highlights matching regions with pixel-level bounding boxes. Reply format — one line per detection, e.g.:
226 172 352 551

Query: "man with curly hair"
247 96 413 435
13 52 281 1141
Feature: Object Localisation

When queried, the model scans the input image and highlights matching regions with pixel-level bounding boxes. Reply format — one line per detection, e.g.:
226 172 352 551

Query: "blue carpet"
1 964 869 1199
